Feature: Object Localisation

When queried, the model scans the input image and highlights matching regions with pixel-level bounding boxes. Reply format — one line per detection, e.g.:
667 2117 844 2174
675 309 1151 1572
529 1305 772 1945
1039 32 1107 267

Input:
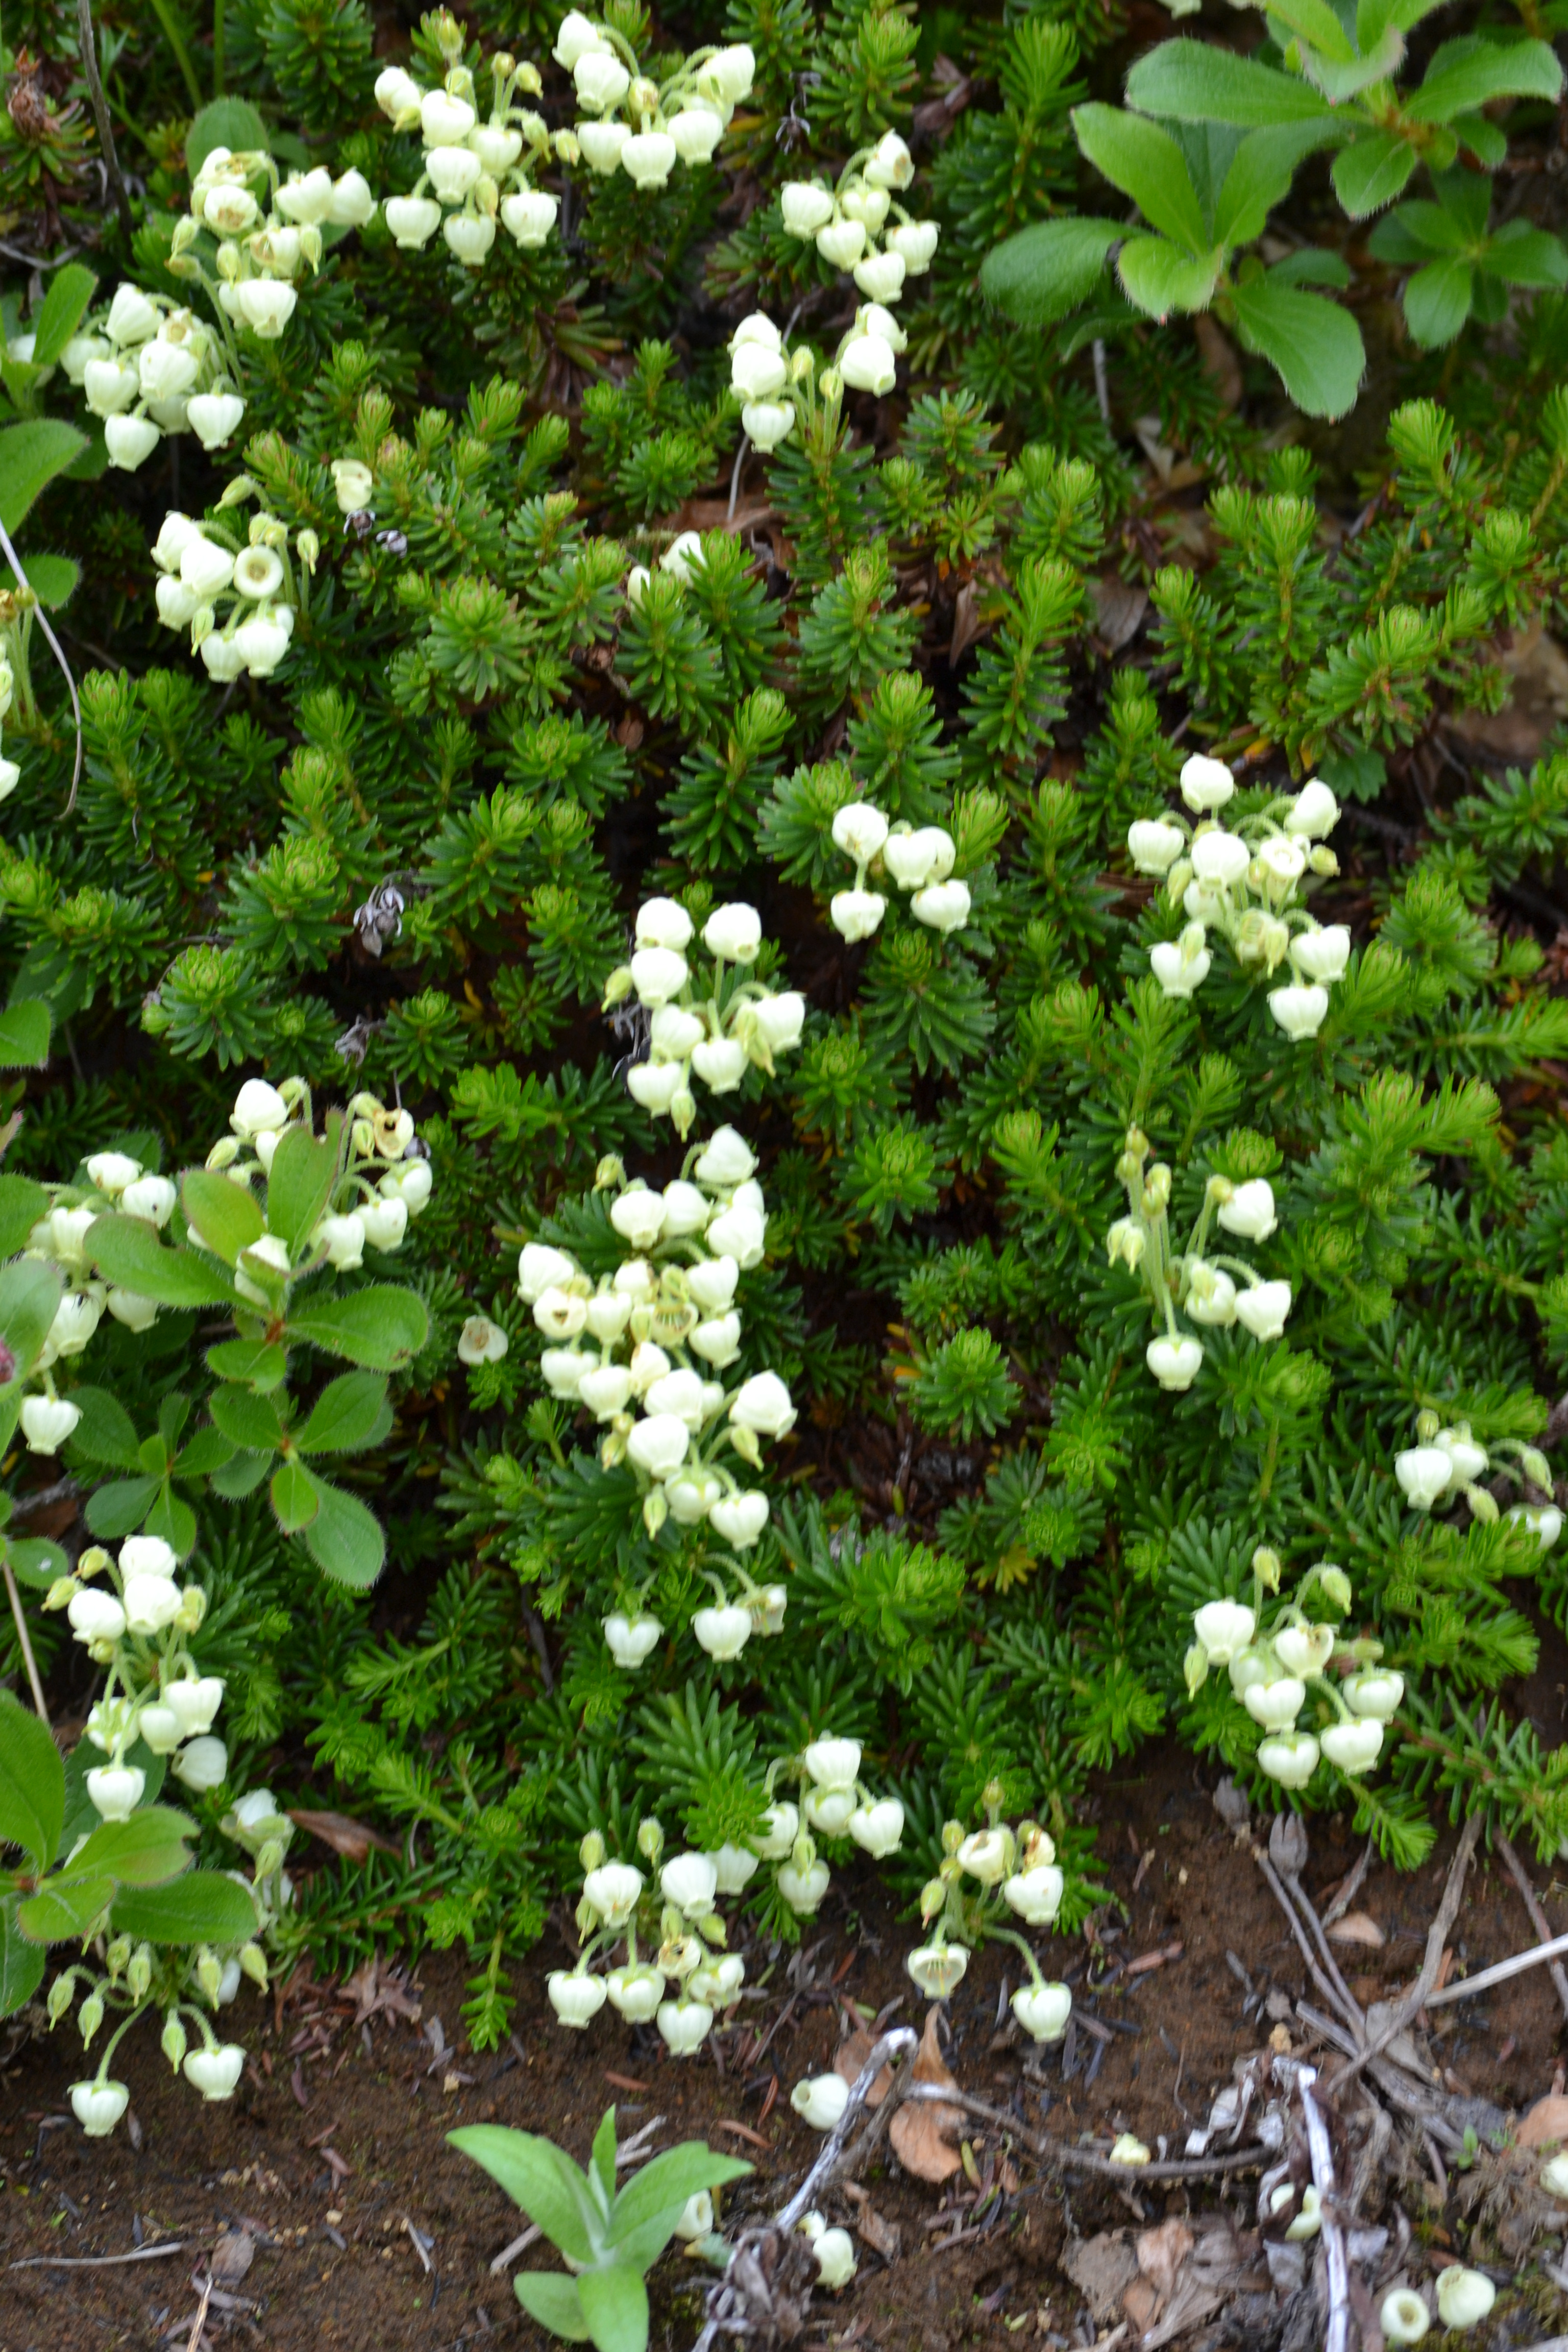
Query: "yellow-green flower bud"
127 1943 153 2001
239 1942 268 1989
196 1946 223 2005
79 1991 104 2045
47 1972 76 2025
162 2010 188 2070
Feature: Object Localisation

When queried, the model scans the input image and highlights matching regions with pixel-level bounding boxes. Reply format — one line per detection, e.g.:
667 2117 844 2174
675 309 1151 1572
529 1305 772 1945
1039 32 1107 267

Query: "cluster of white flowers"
1129 756 1348 1040
1187 1548 1402 1788
149 493 315 683
555 11 752 189
45 1534 229 1809
780 134 938 309
547 1741 904 2052
1394 1408 1561 1538
18 1148 188 1454
724 303 911 450
520 1128 793 1606
179 142 370 326
602 895 804 1137
66 283 242 473
206 1075 433 1274
57 1785 296 2142
727 313 801 454
375 42 559 260
902 1798 1073 2043
1108 1125 1291 1394
827 802 969 944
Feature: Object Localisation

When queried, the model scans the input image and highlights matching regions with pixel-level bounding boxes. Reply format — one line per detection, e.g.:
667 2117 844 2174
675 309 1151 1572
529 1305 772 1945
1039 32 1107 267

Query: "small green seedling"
450 2105 751 2352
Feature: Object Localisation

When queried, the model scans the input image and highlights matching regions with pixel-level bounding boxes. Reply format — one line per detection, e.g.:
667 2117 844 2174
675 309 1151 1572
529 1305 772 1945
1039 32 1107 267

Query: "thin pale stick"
75 0 133 238
1299 2066 1351 2352
1327 1814 1481 2094
900 2082 1274 2181
1321 1838 1375 1928
1424 1925 1568 2007
2 1555 47 1720
10 2241 186 2270
1255 1847 1362 2038
1495 1830 1568 2025
185 2274 213 2352
488 2222 541 2275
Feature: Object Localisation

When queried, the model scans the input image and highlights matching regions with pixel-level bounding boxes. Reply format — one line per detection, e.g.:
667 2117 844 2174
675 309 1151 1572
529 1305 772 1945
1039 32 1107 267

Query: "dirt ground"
6 1740 1568 2352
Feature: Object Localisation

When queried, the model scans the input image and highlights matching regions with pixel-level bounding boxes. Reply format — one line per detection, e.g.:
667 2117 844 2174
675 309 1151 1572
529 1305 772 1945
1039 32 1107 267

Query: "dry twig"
1494 1831 1568 2026
1328 1816 1481 2094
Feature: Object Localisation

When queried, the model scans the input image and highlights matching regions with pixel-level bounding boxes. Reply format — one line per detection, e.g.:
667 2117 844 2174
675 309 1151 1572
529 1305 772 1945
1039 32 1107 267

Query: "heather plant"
0 0 1565 2092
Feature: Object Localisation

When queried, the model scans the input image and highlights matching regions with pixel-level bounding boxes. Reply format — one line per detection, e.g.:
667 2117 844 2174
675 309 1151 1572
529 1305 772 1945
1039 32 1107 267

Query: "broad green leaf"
301 1469 386 1587
449 2128 602 2266
265 1118 343 1257
577 2264 649 2352
271 1456 318 1534
607 2146 752 2255
591 2109 618 2214
0 1256 61 1376
1214 122 1339 249
285 1285 429 1371
8 1537 68 1590
1431 165 1491 240
186 98 268 177
144 1486 197 1558
18 1874 111 1942
0 1688 63 1868
209 1448 271 1499
110 1869 256 1945
175 1424 238 1478
0 1170 47 1257
182 1167 266 1267
1126 40 1335 125
1263 0 1358 65
0 419 87 535
1485 222 1568 288
1406 35 1562 123
1452 112 1506 167
1228 276 1365 416
64 1384 143 1471
1269 247 1352 285
295 1371 390 1456
206 1337 288 1389
0 1900 45 2014
0 999 52 1068
1117 234 1220 317
30 263 98 366
1289 22 1405 102
210 1383 286 1454
0 552 77 607
1332 131 1417 217
1072 106 1209 254
1367 208 1437 264
87 1214 238 1310
514 2273 593 2342
84 1476 163 1539
979 218 1121 326
1403 256 1475 346
65 1805 192 1888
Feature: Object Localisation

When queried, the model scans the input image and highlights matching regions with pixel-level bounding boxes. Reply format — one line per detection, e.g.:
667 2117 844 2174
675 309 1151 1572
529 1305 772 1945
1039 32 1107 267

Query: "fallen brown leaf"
1326 1912 1385 1949
1064 2231 1138 2324
833 2028 891 2108
855 2202 902 2261
888 2011 963 2184
1135 2218 1193 2307
289 1808 400 1865
1519 2093 1568 2147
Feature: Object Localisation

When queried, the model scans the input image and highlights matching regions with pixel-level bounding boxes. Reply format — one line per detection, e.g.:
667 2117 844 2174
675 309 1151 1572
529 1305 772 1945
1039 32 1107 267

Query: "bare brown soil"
6 1742 1568 2351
